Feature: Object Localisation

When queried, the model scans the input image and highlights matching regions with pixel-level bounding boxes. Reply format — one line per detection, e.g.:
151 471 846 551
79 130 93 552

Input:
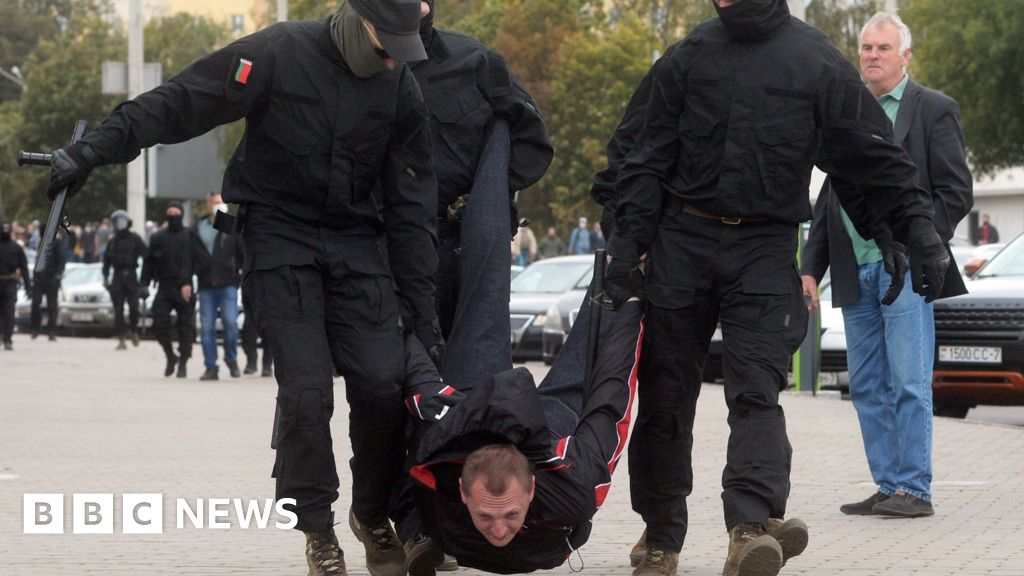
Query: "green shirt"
838 74 909 266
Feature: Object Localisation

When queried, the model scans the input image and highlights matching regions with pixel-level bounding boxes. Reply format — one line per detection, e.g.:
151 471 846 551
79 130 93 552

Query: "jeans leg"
222 286 240 365
200 290 218 369
879 269 934 500
843 262 898 496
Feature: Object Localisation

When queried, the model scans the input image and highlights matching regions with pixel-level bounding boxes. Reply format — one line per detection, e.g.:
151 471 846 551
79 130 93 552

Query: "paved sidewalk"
1 334 1022 575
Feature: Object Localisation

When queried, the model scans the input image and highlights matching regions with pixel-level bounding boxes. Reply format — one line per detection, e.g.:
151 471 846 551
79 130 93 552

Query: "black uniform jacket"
409 368 591 573
141 227 207 290
802 79 973 307
412 29 552 216
0 240 29 282
102 230 147 282
608 5 936 263
79 19 438 327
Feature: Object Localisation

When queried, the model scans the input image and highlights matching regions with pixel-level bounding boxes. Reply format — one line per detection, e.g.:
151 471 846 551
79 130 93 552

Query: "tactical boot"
722 524 783 576
349 510 405 576
116 337 127 350
633 547 679 576
227 361 241 378
48 333 56 341
131 330 140 347
765 518 808 566
839 491 888 516
199 367 219 381
177 358 188 379
404 533 445 576
262 365 274 378
164 354 178 377
630 529 648 567
244 358 258 375
305 526 347 576
3 341 12 351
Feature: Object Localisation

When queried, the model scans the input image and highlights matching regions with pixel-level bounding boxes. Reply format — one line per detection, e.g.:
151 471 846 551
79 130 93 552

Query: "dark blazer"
802 78 973 308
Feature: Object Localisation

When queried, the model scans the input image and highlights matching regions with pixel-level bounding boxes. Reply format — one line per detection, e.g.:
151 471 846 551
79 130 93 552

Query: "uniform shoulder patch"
234 58 254 85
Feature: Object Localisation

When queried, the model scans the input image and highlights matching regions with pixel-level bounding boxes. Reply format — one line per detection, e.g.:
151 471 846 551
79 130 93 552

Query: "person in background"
978 214 999 245
511 224 537 267
537 226 566 260
592 221 606 251
0 221 30 351
193 192 244 381
97 217 113 260
568 216 594 255
30 225 69 341
103 209 148 350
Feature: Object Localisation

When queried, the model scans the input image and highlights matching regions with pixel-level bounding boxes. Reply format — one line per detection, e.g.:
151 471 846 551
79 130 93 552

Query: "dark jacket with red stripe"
409 368 591 573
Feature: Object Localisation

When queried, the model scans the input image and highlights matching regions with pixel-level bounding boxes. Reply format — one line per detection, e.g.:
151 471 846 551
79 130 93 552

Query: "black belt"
666 196 768 225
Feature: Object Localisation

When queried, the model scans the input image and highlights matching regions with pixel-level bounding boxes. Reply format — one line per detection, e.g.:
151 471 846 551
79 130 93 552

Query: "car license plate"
71 312 94 323
939 345 1002 364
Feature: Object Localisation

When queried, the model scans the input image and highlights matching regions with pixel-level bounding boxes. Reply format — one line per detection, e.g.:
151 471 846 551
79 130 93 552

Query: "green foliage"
904 0 1024 176
145 13 230 80
806 0 884 64
545 15 657 227
610 0 715 46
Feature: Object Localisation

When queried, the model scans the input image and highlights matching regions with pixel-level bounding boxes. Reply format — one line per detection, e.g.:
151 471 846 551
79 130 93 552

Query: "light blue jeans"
842 261 934 500
199 286 239 370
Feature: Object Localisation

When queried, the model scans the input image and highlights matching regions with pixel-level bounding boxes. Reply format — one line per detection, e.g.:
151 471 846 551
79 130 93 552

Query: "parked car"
541 270 591 365
510 255 593 362
15 262 89 333
961 243 1005 278
932 232 1024 418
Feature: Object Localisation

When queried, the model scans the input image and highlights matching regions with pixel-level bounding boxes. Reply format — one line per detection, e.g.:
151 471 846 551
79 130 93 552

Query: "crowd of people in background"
1 217 162 260
512 215 609 266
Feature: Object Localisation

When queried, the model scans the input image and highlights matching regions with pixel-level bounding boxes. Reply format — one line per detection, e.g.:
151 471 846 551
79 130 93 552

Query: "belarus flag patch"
234 59 253 85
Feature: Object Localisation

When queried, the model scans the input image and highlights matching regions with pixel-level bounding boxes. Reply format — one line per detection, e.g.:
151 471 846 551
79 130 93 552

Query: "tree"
0 1 62 102
903 0 1024 175
545 15 657 227
145 13 230 80
610 0 714 46
805 0 884 64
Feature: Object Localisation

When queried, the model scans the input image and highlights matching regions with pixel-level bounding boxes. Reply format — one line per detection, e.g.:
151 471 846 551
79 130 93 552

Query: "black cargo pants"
0 280 17 343
151 285 195 360
630 208 807 552
245 236 406 533
30 276 59 334
109 270 140 338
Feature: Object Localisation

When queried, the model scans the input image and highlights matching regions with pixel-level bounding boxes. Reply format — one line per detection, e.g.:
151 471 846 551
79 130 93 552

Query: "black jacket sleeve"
480 51 553 192
607 42 696 262
815 58 934 242
923 96 973 241
80 31 274 166
385 67 440 330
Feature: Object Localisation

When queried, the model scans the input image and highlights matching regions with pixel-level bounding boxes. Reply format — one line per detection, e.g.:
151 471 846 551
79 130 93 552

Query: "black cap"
350 0 428 62
167 201 184 212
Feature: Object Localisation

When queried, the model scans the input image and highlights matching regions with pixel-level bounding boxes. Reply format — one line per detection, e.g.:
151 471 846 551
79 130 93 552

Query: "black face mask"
1 226 10 243
167 215 184 231
713 0 790 42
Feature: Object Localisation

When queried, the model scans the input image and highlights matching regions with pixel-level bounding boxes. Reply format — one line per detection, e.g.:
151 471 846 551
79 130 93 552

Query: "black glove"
405 383 465 422
878 239 909 306
410 319 445 368
46 142 97 200
906 218 950 303
604 257 644 310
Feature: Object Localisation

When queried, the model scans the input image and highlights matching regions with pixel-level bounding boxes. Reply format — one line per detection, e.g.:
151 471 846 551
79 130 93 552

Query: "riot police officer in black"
411 0 552 339
42 2 439 574
0 221 30 350
102 209 147 350
30 225 69 342
141 202 205 378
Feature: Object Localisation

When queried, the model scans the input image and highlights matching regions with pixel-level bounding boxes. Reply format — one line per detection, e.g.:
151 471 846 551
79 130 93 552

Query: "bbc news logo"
23 494 298 534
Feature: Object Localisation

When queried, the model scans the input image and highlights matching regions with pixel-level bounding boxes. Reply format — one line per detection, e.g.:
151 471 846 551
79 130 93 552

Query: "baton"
585 249 608 386
17 120 88 278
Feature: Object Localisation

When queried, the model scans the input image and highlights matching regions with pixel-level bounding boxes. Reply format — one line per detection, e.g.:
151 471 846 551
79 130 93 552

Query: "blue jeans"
199 286 239 369
842 262 934 500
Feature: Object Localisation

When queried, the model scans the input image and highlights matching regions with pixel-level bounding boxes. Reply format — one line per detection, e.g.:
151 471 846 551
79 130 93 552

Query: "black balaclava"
331 0 390 78
167 201 184 232
713 0 790 43
1 221 11 243
420 0 436 45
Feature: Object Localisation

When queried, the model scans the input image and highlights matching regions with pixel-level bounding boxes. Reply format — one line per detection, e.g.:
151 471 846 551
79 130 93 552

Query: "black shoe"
131 331 140 347
48 333 56 342
30 328 38 340
177 359 188 379
243 359 258 375
403 533 444 576
227 361 241 378
116 338 127 350
199 367 219 381
262 366 274 378
164 354 179 377
839 491 889 516
872 492 934 518
3 341 12 351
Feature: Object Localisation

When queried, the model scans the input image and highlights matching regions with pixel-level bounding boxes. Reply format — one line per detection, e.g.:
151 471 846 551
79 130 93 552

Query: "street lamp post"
127 0 146 231
277 0 288 23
